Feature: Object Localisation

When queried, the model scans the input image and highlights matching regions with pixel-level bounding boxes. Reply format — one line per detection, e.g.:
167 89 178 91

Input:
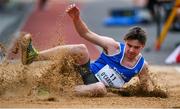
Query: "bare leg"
36 44 90 65
74 82 107 97
20 33 90 65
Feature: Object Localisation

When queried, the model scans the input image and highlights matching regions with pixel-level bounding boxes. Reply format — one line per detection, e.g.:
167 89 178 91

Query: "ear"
142 44 145 49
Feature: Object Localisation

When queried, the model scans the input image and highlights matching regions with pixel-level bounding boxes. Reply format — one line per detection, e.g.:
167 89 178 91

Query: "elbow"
81 32 89 37
78 30 91 38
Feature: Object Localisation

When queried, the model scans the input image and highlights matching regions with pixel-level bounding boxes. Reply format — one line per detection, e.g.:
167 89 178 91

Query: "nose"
129 47 134 52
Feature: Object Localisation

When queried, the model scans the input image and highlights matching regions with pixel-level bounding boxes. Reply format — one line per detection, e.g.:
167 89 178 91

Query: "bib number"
95 65 125 88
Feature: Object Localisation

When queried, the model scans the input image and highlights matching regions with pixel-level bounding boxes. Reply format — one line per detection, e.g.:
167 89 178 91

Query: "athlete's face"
124 39 145 60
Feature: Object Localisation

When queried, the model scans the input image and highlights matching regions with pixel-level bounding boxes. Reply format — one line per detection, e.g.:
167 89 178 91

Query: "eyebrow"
127 43 140 48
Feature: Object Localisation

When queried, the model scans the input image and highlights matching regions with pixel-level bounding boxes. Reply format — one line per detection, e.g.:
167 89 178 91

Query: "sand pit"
0 41 180 108
0 56 180 108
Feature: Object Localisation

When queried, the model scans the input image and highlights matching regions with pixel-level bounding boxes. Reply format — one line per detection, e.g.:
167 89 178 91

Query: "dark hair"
124 26 147 45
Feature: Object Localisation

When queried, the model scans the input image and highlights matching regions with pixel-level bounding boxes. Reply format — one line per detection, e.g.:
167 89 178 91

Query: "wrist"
73 16 80 21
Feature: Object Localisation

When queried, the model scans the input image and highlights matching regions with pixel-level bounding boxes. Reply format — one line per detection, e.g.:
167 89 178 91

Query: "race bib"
95 65 125 88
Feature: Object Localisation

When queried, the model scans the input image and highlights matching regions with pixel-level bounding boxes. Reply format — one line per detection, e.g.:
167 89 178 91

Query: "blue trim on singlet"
90 42 145 82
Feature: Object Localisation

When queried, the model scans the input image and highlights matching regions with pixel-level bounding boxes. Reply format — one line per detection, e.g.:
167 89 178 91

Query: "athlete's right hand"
66 4 80 20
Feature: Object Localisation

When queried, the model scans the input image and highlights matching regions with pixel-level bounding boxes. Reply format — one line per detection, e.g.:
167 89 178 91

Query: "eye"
134 46 140 49
127 44 132 48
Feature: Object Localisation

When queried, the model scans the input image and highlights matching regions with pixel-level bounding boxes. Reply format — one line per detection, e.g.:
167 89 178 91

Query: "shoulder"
138 61 149 75
143 61 149 69
103 37 119 51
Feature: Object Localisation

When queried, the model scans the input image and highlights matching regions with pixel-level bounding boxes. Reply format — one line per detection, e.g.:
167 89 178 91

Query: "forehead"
125 40 143 46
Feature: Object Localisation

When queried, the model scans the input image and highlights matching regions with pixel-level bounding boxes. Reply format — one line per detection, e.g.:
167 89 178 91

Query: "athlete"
20 4 154 97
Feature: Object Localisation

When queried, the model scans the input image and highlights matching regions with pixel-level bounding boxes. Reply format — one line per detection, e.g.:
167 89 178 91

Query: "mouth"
127 52 135 58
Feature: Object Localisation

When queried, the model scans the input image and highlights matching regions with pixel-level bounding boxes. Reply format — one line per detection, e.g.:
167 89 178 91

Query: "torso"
121 55 141 68
106 42 141 68
90 42 145 88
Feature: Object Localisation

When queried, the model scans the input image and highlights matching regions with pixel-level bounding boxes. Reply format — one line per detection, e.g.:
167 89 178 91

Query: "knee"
77 44 88 54
75 44 89 58
70 44 90 65
74 82 107 97
94 82 107 97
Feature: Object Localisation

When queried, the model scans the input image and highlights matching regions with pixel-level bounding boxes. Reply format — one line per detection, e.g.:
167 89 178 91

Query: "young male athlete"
20 4 154 96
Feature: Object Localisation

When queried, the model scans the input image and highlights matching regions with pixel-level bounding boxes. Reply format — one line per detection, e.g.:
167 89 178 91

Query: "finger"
72 3 75 7
68 4 74 10
66 4 77 13
66 7 72 12
70 4 73 8
70 3 76 9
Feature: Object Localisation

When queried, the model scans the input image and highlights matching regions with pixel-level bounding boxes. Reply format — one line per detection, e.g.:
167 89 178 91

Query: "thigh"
40 44 84 55
39 44 89 63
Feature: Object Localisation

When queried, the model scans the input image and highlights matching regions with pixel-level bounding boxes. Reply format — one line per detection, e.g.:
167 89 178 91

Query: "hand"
66 4 80 20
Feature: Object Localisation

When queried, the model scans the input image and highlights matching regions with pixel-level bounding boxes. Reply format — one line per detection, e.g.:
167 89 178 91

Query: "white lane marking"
175 67 180 73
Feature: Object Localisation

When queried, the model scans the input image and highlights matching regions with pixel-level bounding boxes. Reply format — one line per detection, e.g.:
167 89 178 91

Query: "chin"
126 53 137 59
127 55 134 59
128 54 137 59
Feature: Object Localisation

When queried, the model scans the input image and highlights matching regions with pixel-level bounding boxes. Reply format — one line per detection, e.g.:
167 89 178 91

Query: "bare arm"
66 4 118 51
138 62 154 92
